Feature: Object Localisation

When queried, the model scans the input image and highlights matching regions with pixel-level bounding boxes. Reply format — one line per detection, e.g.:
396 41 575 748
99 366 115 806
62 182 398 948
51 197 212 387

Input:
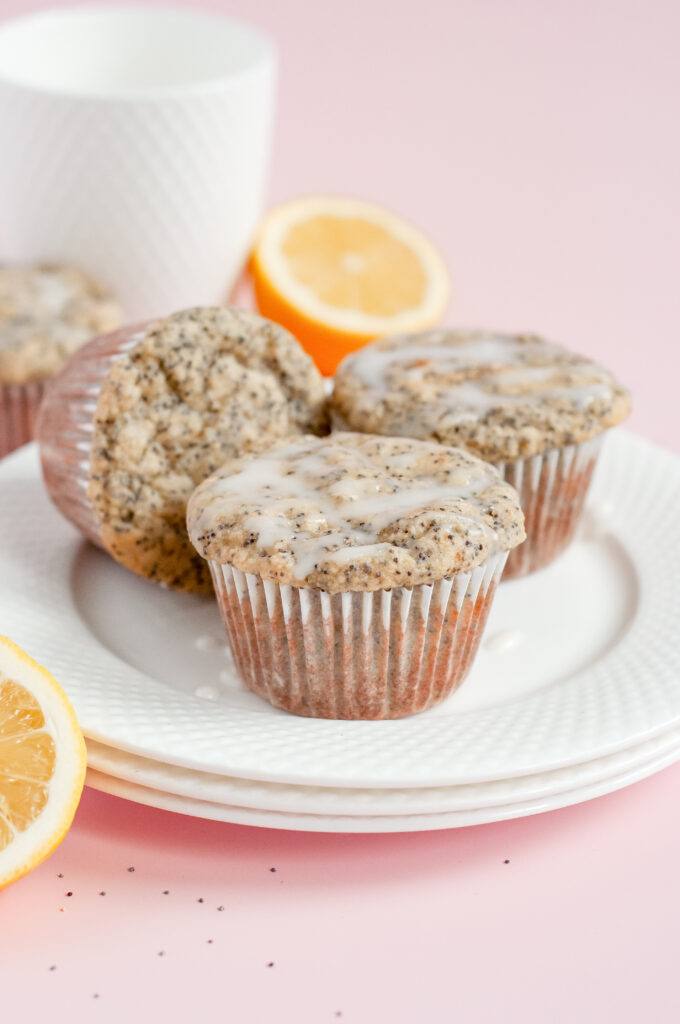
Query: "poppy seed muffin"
332 330 631 578
0 264 121 457
187 432 525 718
38 307 327 593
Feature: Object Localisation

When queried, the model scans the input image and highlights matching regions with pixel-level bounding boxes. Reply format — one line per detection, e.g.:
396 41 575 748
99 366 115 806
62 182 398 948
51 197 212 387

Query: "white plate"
86 725 680 816
85 732 680 831
2 433 679 787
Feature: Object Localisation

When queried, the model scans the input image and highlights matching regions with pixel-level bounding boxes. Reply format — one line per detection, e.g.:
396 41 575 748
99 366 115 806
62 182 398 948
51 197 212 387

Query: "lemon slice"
251 195 451 374
0 636 86 890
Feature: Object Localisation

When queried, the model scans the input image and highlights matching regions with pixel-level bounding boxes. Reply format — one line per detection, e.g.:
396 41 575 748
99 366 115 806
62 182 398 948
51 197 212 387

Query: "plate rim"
85 725 680 815
84 741 680 832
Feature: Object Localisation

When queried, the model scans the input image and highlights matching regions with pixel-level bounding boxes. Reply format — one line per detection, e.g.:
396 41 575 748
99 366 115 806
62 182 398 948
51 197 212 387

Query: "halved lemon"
0 636 86 890
251 196 451 375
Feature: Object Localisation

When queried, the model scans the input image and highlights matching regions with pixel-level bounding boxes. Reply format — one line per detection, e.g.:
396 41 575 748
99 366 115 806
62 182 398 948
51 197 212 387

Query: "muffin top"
87 306 328 594
187 432 525 593
332 330 632 461
0 264 121 385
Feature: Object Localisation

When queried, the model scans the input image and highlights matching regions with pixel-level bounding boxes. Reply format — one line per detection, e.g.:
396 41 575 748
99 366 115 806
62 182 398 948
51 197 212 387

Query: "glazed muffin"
37 307 327 593
0 264 121 457
332 330 631 578
187 432 525 719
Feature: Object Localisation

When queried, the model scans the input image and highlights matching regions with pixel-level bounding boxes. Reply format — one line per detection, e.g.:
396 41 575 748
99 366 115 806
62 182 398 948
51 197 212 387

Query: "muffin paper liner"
36 325 147 546
209 551 508 720
497 434 603 579
0 380 46 459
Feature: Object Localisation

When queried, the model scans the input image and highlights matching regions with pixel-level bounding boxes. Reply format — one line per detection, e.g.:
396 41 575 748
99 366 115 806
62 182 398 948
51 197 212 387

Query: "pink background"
2 0 679 1020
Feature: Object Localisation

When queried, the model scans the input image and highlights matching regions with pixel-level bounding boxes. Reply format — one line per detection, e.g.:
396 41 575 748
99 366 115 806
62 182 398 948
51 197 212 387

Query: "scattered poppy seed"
217 906 225 912
158 951 165 957
98 891 106 896
57 873 64 879
66 891 73 897
207 939 214 944
162 890 170 895
197 898 204 903
504 859 510 864
270 867 276 873
127 866 135 873
267 962 274 968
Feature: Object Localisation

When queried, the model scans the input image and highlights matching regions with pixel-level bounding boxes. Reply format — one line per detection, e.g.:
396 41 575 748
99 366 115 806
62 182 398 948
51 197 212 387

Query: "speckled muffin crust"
88 307 328 594
0 265 121 385
187 432 525 592
332 330 631 461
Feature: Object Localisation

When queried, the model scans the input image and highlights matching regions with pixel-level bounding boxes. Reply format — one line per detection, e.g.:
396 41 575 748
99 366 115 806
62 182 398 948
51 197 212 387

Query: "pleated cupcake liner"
0 380 46 459
209 551 508 720
36 325 148 545
496 434 604 579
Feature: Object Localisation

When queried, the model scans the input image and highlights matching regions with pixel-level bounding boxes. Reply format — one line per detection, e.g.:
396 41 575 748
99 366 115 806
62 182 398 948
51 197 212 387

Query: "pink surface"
1 0 679 1020
4 778 680 1023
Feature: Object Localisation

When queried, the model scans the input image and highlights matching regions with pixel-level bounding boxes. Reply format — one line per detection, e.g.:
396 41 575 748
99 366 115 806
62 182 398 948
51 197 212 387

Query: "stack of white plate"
3 432 680 832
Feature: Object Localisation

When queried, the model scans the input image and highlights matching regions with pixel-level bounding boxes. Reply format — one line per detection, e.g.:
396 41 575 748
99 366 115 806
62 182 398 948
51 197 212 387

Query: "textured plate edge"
84 743 680 833
85 724 680 815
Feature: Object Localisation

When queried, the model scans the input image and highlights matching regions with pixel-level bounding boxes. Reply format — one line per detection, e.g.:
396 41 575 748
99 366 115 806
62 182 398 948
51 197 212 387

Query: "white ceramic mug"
0 6 276 320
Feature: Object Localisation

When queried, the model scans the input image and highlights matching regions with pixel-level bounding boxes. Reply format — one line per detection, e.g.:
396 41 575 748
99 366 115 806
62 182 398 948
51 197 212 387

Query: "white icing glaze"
326 543 393 567
189 434 518 586
342 332 620 424
235 466 496 581
347 336 534 394
194 684 220 700
194 634 224 652
483 628 524 653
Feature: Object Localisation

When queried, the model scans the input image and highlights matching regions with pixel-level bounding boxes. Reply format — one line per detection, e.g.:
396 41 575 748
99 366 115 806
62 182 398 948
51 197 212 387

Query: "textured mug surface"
0 6 276 320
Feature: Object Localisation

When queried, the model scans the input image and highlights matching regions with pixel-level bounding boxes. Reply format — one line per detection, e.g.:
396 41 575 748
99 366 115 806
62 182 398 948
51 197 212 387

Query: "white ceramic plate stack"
2 433 680 832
